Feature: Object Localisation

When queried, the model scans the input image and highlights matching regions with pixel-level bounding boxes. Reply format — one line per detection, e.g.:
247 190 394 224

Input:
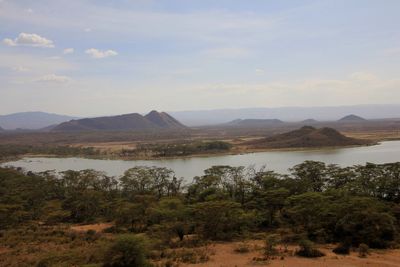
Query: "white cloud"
3 33 54 48
3 38 16 46
85 48 118 59
35 74 71 83
63 48 74 54
12 66 30 72
84 28 92 32
255 68 265 74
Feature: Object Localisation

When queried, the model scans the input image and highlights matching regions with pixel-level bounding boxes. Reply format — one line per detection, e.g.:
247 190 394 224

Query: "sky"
0 0 400 116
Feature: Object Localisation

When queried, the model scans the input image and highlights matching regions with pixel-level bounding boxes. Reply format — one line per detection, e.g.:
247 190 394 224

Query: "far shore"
1 141 383 163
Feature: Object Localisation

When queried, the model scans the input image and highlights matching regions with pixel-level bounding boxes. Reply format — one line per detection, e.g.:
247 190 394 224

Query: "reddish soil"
181 241 400 267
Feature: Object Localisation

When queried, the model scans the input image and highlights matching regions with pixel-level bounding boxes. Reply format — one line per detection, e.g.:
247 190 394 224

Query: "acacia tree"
120 167 180 200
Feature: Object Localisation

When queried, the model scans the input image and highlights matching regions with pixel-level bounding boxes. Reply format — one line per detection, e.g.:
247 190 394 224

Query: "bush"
234 242 250 253
296 239 325 258
358 243 369 258
265 234 280 256
103 235 150 267
332 243 350 255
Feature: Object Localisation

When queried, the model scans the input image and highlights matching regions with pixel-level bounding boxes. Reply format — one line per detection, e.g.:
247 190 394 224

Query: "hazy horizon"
1 0 400 115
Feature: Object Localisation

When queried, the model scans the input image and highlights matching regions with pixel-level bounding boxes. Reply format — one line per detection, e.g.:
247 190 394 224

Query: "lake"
2 141 400 181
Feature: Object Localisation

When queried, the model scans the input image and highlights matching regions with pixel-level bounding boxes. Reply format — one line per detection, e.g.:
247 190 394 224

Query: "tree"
191 200 254 240
290 161 328 192
120 166 179 200
103 235 150 267
335 197 396 248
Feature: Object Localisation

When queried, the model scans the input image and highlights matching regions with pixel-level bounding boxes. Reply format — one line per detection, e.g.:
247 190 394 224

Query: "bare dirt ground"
180 241 400 267
70 222 113 232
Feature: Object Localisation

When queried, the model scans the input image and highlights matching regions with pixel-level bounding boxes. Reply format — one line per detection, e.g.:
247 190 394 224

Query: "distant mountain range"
170 104 400 126
0 112 77 130
246 126 370 148
52 111 186 132
226 119 283 127
1 104 399 130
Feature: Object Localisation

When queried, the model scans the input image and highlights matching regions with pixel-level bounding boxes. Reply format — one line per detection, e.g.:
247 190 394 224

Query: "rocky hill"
338 114 367 122
301 119 318 124
52 111 186 132
246 126 370 148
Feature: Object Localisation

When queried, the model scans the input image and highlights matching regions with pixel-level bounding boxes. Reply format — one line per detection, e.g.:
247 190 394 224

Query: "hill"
0 112 77 130
226 118 283 127
338 114 367 122
301 119 318 124
170 104 400 126
246 126 370 148
52 111 186 132
145 110 186 129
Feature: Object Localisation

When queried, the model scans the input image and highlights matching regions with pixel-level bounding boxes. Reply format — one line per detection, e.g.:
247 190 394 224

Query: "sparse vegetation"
1 161 400 265
296 239 325 258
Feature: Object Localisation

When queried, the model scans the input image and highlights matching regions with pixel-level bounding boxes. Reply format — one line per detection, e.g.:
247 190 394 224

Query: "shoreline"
1 141 382 163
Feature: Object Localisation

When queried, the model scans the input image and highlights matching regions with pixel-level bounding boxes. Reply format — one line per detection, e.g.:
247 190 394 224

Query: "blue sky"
0 0 399 116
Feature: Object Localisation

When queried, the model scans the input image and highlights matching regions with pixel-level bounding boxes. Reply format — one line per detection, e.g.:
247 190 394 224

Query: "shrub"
296 239 325 258
234 242 250 253
358 243 369 258
265 234 280 256
332 243 350 255
103 235 150 267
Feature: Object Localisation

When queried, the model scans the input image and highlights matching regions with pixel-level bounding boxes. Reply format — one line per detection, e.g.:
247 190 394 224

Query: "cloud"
255 68 265 74
84 28 92 32
12 66 30 72
2 33 54 48
35 74 71 83
85 48 118 58
63 48 74 54
3 38 16 46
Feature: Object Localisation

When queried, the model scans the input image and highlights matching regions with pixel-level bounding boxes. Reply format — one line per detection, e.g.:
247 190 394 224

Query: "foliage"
103 235 150 267
296 239 325 258
2 160 400 265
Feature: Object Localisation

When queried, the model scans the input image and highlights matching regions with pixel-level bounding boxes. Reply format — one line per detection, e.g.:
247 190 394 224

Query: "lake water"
2 141 400 181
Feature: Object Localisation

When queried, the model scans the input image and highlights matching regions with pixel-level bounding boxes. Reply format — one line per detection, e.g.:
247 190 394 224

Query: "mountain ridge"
52 111 186 132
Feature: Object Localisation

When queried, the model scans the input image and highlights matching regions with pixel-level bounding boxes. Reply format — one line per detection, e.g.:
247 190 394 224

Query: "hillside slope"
52 111 186 132
338 114 367 122
246 126 370 148
0 112 77 130
145 110 186 128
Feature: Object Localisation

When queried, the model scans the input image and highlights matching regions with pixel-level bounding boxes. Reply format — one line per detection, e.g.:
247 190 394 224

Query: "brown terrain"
64 224 400 267
244 126 372 149
180 241 400 267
